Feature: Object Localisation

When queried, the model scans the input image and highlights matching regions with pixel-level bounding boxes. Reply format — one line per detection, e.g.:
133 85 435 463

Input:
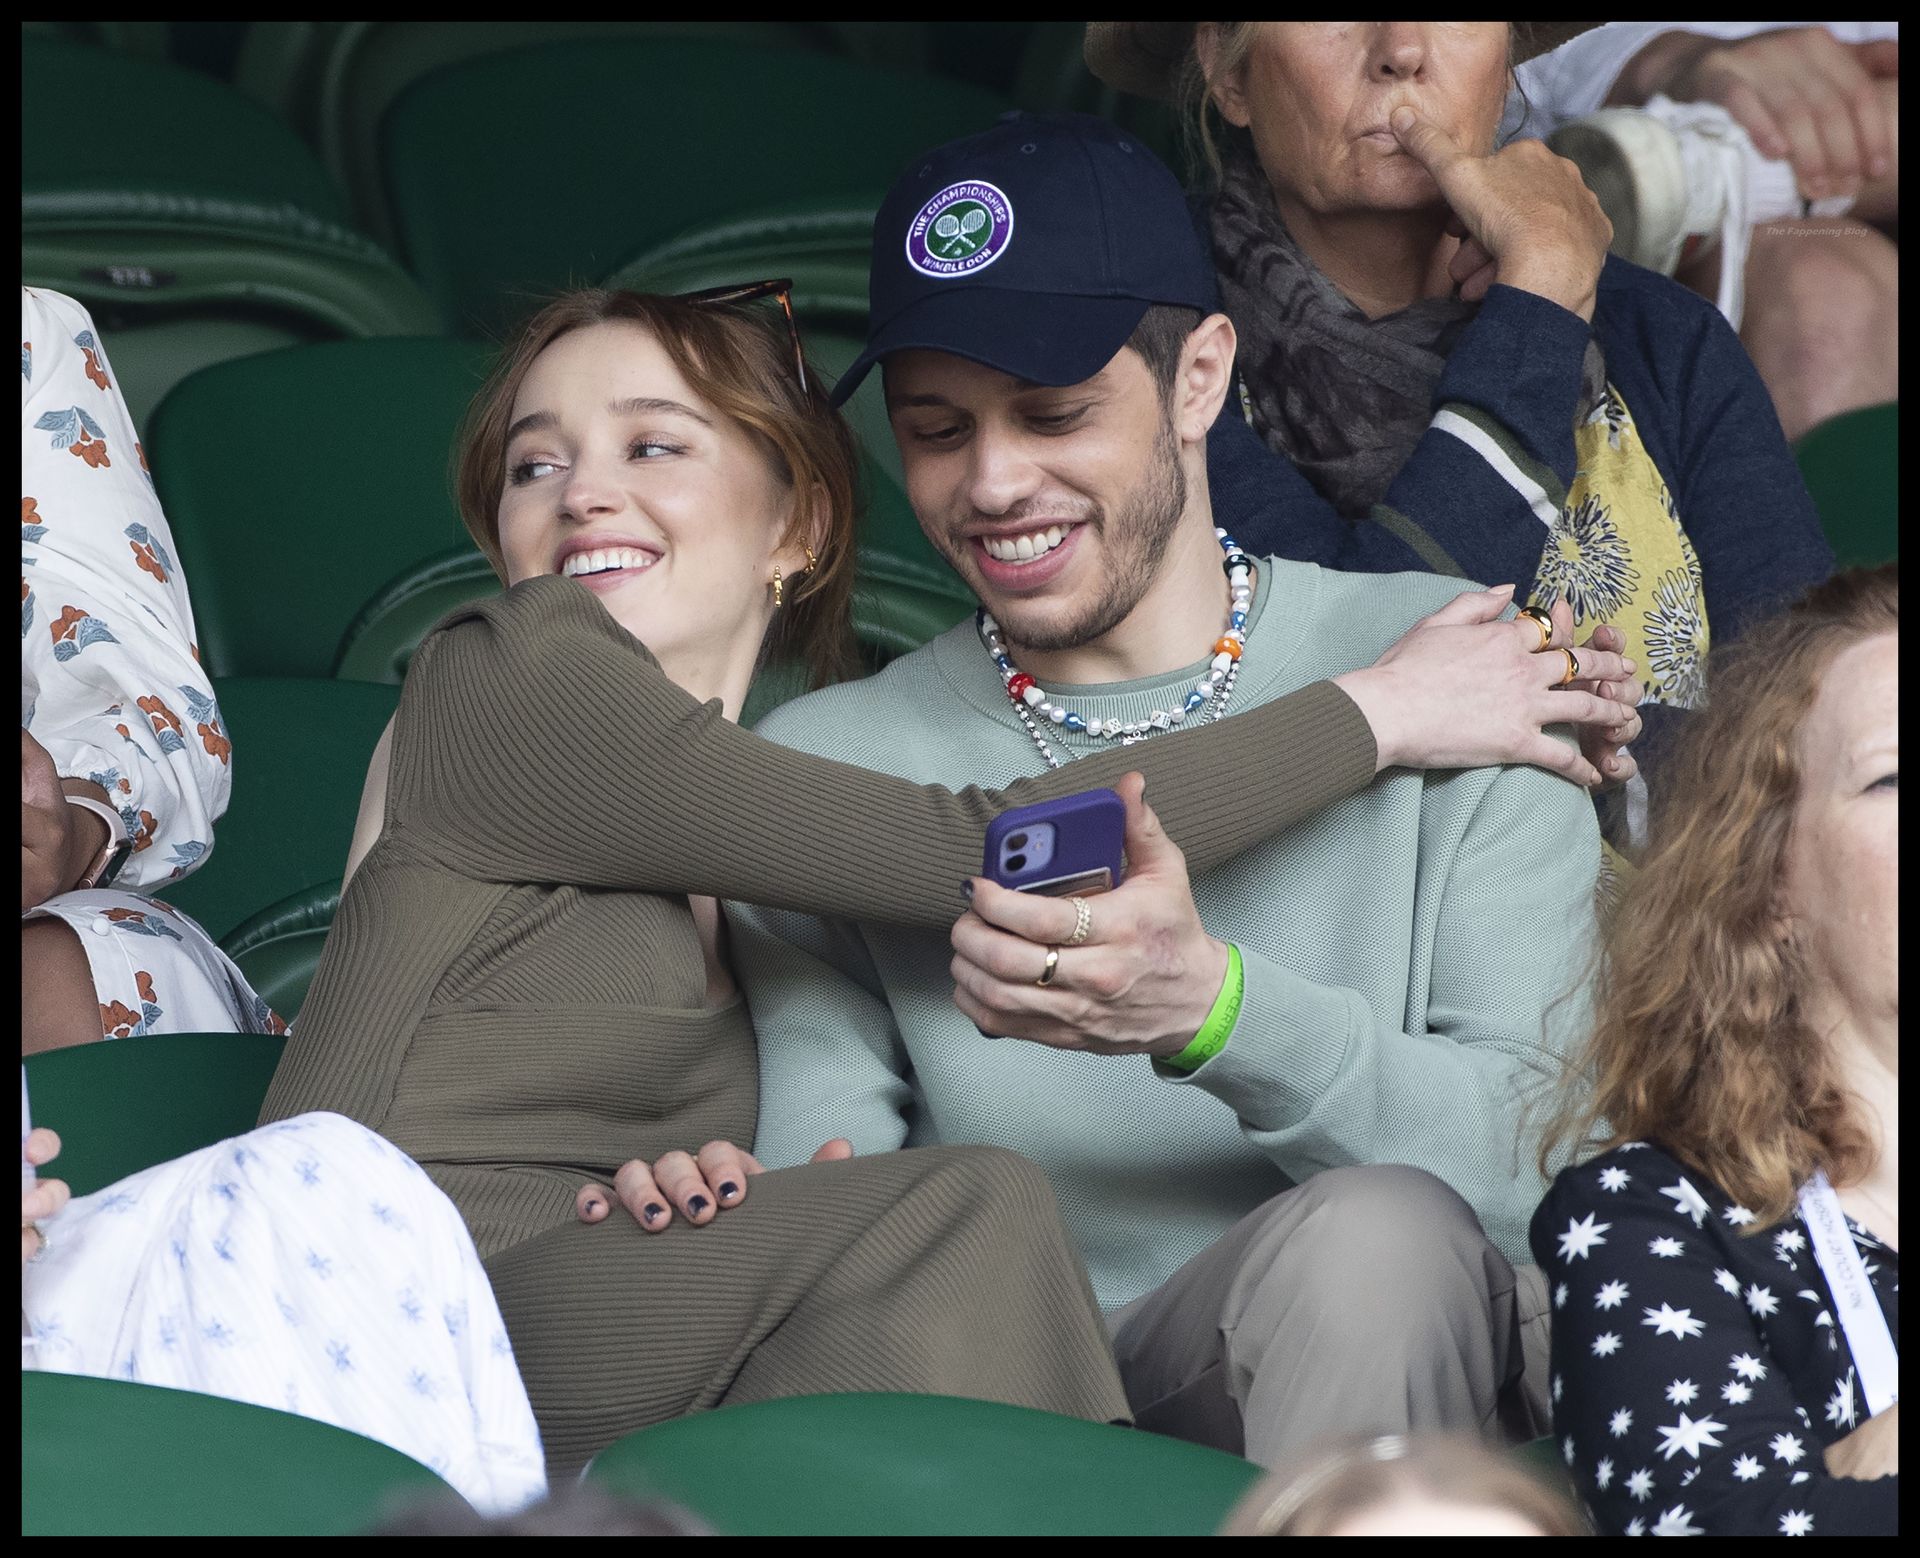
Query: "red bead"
1213 637 1242 660
1007 673 1036 701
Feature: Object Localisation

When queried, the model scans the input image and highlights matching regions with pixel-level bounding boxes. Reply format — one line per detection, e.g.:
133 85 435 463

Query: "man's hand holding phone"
951 772 1229 1059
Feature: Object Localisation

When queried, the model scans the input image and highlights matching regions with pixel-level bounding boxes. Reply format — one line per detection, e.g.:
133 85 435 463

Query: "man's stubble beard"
979 414 1189 656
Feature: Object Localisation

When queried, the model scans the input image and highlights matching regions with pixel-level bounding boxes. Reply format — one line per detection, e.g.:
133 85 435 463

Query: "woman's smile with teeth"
561 547 658 578
981 525 1072 563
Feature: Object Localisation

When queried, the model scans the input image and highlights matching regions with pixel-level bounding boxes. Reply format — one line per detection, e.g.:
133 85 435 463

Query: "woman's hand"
1824 1401 1898 1480
22 1126 68 1266
1571 622 1645 790
1332 585 1639 789
21 731 107 913
1389 107 1614 322
576 1138 853 1232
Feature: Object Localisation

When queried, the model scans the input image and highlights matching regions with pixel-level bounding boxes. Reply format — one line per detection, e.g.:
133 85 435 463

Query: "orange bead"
1213 636 1242 660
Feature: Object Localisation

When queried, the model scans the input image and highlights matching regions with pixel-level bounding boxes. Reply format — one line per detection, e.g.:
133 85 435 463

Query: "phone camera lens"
1006 832 1029 851
1006 853 1028 873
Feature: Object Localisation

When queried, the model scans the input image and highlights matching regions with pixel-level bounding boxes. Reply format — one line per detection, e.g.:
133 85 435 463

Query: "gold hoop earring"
771 568 784 609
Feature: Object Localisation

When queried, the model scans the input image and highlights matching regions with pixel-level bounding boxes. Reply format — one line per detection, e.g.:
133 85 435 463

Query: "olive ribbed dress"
259 576 1377 1476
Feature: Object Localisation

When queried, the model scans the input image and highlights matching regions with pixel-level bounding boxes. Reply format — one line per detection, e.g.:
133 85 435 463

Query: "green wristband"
1161 944 1243 1074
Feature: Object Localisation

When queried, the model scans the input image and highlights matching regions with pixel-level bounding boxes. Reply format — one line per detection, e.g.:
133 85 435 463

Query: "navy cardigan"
1209 256 1835 780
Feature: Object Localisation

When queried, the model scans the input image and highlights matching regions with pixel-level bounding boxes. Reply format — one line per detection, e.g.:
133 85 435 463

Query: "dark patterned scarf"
1206 145 1603 518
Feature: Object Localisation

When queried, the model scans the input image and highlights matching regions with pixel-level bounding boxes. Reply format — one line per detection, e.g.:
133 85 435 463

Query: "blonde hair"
1538 566 1897 1225
1221 1434 1589 1537
453 287 860 689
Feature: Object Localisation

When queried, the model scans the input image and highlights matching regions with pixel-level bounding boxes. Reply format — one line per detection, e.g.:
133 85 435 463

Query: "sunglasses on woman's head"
675 278 809 396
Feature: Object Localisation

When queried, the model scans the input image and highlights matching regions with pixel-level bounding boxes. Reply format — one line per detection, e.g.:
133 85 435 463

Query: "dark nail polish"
960 880 974 901
644 1203 665 1222
719 1182 740 1200
689 1195 710 1215
585 1198 602 1214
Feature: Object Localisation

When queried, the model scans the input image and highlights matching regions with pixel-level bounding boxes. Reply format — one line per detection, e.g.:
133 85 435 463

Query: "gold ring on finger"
1516 606 1553 653
1036 946 1061 987
1065 897 1092 948
1555 647 1580 687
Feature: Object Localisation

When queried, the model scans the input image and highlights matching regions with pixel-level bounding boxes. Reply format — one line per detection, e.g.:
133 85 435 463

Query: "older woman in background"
1087 22 1836 845
1532 565 1896 1536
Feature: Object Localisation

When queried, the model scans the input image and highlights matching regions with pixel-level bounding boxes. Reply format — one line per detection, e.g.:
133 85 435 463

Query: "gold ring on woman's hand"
1516 606 1553 652
1065 897 1092 948
1036 947 1061 987
1556 647 1580 686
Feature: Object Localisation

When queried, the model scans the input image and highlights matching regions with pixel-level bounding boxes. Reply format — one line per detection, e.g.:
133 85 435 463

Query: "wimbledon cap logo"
906 181 1014 278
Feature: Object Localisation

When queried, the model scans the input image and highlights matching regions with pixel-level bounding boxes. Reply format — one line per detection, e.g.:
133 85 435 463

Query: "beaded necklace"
978 528 1254 770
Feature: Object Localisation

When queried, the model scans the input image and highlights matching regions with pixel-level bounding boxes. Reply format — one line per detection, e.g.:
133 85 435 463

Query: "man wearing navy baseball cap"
730 113 1601 1465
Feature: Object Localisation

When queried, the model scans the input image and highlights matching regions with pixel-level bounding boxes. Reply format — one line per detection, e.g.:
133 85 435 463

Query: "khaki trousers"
1107 1165 1552 1468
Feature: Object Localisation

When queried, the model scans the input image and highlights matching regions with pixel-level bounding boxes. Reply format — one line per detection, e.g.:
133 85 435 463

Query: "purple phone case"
983 788 1126 896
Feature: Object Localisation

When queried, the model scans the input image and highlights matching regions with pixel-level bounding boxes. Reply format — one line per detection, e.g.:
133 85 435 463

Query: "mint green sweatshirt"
731 559 1599 1309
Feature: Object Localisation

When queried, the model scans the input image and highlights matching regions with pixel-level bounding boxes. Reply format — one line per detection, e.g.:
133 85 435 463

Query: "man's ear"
1174 313 1237 446
1195 23 1252 129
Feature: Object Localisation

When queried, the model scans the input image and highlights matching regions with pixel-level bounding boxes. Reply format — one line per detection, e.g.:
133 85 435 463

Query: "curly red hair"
1538 565 1897 1227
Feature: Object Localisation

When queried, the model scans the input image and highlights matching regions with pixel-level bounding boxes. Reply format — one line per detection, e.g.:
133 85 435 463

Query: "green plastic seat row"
23 34 440 430
380 37 1012 336
23 1373 456 1536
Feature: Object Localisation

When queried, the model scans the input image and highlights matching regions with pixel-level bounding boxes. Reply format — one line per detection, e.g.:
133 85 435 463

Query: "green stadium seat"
221 881 343 1024
22 19 171 57
146 337 493 679
380 38 1010 336
1793 401 1898 570
333 547 503 686
22 35 442 431
23 1031 285 1198
231 22 855 248
23 1373 455 1536
585 1392 1263 1536
160 678 397 943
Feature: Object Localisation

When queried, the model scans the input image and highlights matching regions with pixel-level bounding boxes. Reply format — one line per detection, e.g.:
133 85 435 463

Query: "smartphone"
983 789 1126 897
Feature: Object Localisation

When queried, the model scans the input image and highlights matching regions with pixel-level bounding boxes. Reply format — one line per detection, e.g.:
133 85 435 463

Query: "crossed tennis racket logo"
931 202 992 257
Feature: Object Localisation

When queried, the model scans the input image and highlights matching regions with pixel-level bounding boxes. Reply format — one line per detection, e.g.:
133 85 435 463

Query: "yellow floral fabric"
1528 384 1709 713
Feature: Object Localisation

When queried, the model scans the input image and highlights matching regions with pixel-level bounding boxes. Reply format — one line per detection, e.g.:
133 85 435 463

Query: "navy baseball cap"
831 111 1218 408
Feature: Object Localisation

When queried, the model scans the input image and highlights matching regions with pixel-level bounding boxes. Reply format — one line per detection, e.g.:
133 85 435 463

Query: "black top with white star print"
1531 1141 1899 1536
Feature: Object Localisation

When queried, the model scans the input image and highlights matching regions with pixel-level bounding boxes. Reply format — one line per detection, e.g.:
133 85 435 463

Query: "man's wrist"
1158 942 1243 1072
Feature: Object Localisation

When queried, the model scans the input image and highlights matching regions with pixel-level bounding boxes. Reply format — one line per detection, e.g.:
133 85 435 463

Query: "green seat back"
22 36 440 430
333 547 503 685
585 1392 1263 1535
221 881 343 1024
23 1373 454 1536
160 678 398 941
147 338 492 678
383 38 1009 335
1793 401 1898 570
23 1031 285 1198
233 22 850 246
